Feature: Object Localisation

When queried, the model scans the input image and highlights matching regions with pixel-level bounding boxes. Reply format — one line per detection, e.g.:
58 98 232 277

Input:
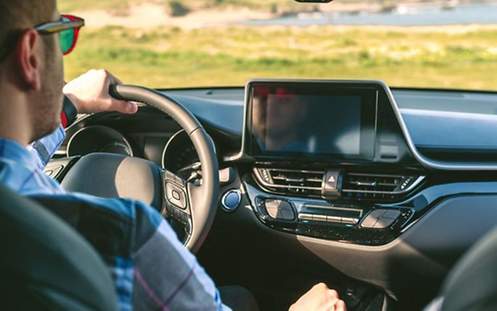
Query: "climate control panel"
245 180 416 246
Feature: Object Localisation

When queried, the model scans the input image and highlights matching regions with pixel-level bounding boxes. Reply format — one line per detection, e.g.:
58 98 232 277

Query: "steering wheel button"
172 190 181 201
165 171 185 187
177 211 188 223
166 183 187 209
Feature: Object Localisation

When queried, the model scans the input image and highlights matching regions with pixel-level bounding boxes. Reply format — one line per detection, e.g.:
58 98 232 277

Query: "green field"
64 25 497 91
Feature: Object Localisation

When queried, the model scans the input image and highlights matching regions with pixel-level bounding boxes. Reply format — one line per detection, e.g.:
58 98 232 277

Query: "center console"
238 80 428 245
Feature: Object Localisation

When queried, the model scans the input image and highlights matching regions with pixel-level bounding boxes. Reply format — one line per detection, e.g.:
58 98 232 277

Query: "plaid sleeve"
27 125 66 168
131 201 230 311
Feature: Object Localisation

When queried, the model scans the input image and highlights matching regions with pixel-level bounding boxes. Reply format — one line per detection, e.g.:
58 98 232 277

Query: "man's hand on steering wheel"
63 69 138 114
60 80 220 252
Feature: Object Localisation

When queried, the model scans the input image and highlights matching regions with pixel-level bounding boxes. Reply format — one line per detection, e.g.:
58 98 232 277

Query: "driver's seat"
0 185 118 310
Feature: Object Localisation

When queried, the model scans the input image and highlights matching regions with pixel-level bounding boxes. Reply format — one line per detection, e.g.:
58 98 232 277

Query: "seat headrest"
0 185 118 311
442 227 497 311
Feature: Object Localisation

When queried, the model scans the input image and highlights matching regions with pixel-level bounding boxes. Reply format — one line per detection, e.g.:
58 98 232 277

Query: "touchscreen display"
248 82 377 160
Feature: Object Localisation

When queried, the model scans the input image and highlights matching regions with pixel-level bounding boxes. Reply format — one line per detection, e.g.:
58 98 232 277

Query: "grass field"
63 25 497 91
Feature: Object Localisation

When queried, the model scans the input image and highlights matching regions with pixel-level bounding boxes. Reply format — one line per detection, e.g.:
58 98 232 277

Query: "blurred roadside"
60 0 497 29
60 0 497 91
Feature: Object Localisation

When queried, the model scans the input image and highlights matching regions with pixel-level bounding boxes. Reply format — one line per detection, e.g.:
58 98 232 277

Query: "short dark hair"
0 0 56 61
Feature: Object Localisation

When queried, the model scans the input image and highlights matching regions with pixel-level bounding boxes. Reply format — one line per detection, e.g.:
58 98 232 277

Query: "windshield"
60 0 497 91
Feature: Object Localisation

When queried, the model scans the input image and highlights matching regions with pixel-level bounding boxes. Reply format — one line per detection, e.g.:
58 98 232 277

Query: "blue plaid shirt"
0 126 228 311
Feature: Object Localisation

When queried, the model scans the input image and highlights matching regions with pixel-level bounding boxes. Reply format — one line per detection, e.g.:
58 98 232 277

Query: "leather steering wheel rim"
109 84 220 252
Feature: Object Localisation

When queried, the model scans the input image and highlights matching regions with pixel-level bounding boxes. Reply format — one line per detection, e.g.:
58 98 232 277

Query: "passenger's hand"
63 69 138 114
289 283 347 311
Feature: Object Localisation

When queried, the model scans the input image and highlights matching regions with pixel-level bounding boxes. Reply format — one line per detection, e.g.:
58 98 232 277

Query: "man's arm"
131 203 346 311
29 69 138 169
29 125 66 168
130 200 229 311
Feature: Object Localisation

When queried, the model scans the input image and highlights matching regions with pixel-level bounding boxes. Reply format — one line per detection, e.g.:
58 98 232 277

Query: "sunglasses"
35 14 85 55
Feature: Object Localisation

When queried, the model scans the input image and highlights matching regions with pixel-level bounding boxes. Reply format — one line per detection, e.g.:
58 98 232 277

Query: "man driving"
252 87 318 154
0 1 346 310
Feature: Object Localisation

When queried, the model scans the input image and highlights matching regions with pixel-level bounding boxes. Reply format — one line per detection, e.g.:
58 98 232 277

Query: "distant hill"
58 0 492 16
58 0 304 14
57 0 419 15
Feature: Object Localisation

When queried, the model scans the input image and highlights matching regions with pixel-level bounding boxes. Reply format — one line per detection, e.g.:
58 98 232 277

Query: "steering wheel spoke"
109 84 219 252
162 170 194 239
63 85 219 252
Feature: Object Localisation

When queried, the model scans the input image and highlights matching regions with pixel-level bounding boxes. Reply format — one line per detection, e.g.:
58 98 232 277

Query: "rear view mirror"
295 0 333 2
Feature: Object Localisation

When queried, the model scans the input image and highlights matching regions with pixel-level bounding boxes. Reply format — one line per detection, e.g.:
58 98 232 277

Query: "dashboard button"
265 199 295 221
383 210 402 219
361 209 401 229
219 167 235 184
374 217 397 229
361 218 377 228
221 189 242 212
322 170 342 198
373 210 401 229
361 209 386 228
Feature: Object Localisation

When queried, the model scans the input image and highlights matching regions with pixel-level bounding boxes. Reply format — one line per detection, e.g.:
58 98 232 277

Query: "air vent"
253 168 425 201
342 173 424 201
254 168 324 197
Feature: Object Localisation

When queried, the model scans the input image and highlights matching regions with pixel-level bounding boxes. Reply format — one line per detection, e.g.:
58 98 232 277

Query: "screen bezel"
243 80 379 162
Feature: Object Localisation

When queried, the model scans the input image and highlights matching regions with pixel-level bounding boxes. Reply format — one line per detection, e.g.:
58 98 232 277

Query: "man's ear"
15 29 42 91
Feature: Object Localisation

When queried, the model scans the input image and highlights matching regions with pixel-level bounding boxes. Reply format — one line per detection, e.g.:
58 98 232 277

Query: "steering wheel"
60 85 219 252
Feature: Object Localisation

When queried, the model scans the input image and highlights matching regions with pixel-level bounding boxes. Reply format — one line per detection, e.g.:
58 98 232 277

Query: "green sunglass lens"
59 28 74 54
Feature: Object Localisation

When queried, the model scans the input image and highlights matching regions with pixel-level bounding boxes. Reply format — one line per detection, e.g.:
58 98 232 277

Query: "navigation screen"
248 82 377 160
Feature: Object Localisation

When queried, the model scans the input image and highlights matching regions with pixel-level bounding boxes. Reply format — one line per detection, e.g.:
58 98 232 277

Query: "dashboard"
56 81 497 245
52 80 497 309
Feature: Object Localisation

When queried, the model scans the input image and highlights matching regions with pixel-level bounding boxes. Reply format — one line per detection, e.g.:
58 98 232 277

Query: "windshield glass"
60 0 497 90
